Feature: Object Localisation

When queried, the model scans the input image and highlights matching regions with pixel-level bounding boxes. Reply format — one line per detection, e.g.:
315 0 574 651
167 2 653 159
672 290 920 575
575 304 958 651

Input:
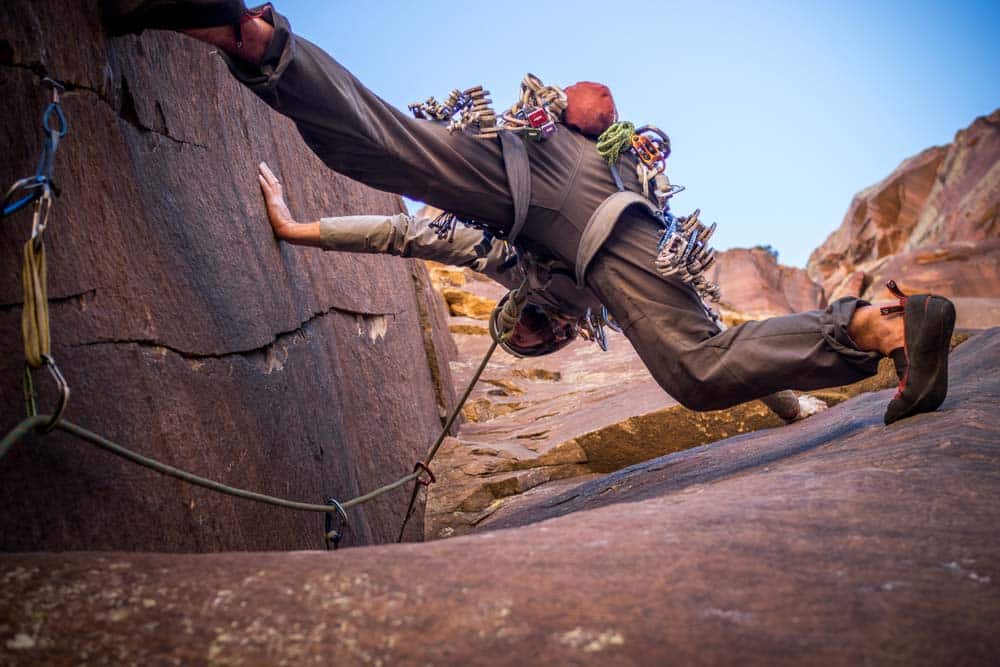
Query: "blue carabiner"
41 102 68 139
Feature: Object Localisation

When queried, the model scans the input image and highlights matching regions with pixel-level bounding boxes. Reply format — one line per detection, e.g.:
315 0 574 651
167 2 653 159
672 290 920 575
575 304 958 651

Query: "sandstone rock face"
2 330 996 666
0 1 456 550
708 247 825 324
808 109 1000 309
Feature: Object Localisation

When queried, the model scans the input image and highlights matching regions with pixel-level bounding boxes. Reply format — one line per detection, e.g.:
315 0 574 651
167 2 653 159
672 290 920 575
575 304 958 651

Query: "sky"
276 0 1000 267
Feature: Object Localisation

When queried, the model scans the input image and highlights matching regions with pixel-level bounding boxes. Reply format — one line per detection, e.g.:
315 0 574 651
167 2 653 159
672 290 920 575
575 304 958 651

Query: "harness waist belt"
575 191 660 288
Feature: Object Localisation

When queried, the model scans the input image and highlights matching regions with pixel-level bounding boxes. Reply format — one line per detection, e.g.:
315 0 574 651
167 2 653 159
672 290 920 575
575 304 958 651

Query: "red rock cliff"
708 247 826 323
0 0 456 550
807 109 1000 320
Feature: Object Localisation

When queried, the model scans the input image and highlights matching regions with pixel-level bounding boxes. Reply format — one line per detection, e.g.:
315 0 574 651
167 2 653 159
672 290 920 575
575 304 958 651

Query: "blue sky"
276 0 999 267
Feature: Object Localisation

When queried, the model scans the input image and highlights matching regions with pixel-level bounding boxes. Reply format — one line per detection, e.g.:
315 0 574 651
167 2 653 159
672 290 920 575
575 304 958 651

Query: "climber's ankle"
848 304 904 356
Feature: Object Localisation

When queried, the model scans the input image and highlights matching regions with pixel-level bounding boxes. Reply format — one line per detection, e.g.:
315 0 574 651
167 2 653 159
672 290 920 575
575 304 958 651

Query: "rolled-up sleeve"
319 214 514 275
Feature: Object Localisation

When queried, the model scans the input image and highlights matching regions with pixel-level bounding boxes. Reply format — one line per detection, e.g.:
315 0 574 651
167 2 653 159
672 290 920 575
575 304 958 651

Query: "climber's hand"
258 162 296 238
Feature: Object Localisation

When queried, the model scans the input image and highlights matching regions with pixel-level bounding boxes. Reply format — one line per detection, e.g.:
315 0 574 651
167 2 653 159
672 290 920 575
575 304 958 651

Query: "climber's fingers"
258 161 282 195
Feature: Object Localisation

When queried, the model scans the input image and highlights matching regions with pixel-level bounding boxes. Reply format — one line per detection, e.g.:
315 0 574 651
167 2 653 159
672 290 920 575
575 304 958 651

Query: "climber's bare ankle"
848 304 905 356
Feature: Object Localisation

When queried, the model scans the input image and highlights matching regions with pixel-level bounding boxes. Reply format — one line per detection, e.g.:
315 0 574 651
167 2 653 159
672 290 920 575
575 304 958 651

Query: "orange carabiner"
630 133 662 168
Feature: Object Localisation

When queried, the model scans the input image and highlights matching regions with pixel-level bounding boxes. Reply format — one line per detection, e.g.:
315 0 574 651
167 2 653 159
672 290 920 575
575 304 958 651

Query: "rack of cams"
409 86 498 138
409 74 566 142
655 208 721 302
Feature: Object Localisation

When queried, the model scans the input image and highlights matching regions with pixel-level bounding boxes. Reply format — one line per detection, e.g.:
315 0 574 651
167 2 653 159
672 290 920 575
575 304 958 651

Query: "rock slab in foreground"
2 330 997 665
0 0 456 550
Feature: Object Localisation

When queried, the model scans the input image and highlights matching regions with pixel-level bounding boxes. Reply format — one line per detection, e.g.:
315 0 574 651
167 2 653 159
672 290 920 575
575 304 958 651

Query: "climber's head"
492 301 578 358
563 81 618 138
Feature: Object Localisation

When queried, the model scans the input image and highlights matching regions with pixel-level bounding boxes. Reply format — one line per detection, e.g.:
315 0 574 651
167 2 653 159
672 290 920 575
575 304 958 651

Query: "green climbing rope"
596 121 635 165
0 415 406 513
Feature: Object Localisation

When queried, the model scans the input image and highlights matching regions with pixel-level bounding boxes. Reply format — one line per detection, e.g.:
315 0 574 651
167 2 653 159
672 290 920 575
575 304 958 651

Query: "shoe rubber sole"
884 294 956 424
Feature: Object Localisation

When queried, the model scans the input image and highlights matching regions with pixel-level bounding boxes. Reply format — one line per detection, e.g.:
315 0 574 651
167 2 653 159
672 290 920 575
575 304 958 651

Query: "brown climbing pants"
221 9 882 411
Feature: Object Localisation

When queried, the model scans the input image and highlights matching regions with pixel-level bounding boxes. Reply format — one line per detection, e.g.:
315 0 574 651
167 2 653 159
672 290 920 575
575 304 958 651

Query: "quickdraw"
654 208 721 302
2 78 66 218
4 77 74 431
409 85 498 139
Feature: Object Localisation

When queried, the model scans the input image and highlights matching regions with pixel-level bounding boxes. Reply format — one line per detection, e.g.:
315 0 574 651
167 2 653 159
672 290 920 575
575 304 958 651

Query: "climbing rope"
395 277 529 541
596 121 635 165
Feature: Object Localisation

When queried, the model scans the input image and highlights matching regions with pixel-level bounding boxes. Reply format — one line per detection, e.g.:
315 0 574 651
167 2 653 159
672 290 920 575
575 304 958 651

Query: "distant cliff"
0 0 457 550
708 247 826 325
807 109 1000 327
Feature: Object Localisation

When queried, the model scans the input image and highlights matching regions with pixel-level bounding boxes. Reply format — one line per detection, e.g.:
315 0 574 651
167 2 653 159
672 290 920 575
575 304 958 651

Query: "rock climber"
102 1 956 425
255 163 822 422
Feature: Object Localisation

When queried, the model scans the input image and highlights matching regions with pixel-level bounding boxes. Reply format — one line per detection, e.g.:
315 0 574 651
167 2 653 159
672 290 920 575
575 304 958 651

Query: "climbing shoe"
881 280 956 425
103 0 248 36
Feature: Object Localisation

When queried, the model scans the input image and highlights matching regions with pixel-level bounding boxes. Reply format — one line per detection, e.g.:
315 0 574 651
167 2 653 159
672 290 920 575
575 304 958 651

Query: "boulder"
2 329 997 665
0 0 457 550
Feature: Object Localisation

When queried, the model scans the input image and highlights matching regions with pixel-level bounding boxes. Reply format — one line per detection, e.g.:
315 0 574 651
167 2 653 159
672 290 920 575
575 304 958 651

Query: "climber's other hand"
258 161 296 238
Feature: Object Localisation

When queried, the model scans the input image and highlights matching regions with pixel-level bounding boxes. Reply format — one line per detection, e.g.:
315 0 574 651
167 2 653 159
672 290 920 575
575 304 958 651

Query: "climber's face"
509 320 549 349
499 306 578 357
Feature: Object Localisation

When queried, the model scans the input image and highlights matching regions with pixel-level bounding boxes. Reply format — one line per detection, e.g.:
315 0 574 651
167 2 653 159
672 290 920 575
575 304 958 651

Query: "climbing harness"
411 73 722 355
411 75 629 354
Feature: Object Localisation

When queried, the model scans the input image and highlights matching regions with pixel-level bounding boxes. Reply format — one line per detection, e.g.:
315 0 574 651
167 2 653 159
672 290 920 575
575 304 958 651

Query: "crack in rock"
0 60 208 149
72 304 399 361
0 289 97 312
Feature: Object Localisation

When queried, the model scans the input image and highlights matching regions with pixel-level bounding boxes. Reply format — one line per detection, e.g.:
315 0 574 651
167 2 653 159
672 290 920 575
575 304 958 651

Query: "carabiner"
24 355 70 432
30 187 54 249
324 497 349 550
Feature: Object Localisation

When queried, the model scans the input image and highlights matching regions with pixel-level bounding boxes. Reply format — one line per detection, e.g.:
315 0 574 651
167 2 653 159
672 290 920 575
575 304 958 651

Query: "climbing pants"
220 9 883 412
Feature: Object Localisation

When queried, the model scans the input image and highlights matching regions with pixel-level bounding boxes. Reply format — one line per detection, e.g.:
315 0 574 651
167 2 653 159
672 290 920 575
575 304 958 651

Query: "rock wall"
808 109 1000 311
2 329 996 665
0 1 456 550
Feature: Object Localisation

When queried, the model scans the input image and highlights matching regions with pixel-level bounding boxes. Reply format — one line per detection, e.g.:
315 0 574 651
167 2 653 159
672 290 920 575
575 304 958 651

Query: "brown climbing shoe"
103 0 247 36
881 280 956 425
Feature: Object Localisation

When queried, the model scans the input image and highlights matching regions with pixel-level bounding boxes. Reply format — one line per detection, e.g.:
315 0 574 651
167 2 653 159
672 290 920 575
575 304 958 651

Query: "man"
105 1 956 425
256 162 820 422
